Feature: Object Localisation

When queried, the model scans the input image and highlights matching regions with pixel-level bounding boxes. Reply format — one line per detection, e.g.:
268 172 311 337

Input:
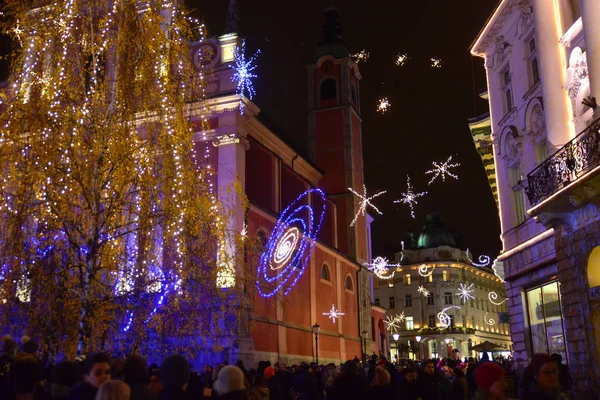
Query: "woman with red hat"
522 354 563 400
474 362 508 400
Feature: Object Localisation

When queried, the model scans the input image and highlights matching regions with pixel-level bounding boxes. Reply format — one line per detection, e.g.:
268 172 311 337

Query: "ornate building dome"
417 212 457 249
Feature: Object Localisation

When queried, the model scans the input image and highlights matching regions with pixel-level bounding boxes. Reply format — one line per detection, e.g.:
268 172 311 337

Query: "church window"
320 264 331 281
320 78 337 100
345 275 354 291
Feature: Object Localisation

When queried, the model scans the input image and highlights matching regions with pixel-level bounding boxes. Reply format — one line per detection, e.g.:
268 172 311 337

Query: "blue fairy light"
231 39 260 114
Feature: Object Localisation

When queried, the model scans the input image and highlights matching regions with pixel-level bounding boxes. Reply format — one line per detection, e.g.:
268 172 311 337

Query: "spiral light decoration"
484 312 496 325
437 306 461 328
488 291 508 306
419 264 433 277
466 248 491 267
256 189 326 297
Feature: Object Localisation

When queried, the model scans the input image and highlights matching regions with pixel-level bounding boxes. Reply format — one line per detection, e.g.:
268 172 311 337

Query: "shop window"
526 281 567 362
587 246 600 287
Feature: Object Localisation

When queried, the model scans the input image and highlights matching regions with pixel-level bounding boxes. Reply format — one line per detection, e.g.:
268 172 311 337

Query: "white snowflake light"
418 264 433 277
385 315 401 332
425 156 460 185
484 312 496 326
488 291 508 306
394 175 427 219
351 49 369 64
231 39 260 114
377 98 391 113
348 185 386 227
437 306 461 328
364 256 398 280
456 283 475 303
323 304 345 323
395 53 409 66
417 285 430 297
466 249 491 267
431 58 442 68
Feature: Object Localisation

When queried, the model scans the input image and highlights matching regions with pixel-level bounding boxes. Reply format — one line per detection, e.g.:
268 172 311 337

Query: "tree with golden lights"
0 0 248 358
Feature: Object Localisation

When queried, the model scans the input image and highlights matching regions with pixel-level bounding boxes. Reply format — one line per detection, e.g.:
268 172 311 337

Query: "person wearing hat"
213 365 248 400
474 362 507 400
159 355 190 400
522 354 561 400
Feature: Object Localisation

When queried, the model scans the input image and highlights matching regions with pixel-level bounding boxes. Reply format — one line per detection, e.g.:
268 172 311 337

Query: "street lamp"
392 333 400 362
361 330 368 361
312 323 320 365
415 335 422 361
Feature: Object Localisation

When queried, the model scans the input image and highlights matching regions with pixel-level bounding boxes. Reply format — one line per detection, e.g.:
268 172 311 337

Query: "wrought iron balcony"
526 118 600 208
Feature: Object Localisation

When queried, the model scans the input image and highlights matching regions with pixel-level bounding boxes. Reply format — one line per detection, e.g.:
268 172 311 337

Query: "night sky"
192 0 502 258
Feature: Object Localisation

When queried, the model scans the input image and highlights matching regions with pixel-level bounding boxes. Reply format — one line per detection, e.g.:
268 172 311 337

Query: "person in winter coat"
50 361 81 400
213 365 248 400
250 374 269 400
328 361 371 400
397 368 420 400
473 362 507 400
453 367 468 400
68 353 112 400
95 380 130 400
522 354 563 400
418 361 442 400
372 366 394 399
158 355 190 400
293 364 318 400
123 355 157 400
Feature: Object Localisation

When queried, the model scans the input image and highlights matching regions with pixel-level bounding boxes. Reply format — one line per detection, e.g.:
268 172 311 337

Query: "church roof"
313 6 350 62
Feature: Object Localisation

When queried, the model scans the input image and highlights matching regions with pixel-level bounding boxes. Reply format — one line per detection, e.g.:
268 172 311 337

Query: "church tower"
307 7 375 355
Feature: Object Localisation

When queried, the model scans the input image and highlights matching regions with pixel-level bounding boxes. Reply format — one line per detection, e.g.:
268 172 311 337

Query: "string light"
418 264 433 277
456 283 475 303
437 306 461 328
11 19 24 46
323 304 345 323
351 49 369 63
348 185 386 227
256 189 326 297
431 58 442 68
377 98 391 113
363 256 398 280
484 312 496 326
394 175 427 219
395 53 409 66
417 285 430 297
241 223 248 242
425 156 460 185
466 249 491 267
488 291 508 306
231 39 260 114
491 258 505 283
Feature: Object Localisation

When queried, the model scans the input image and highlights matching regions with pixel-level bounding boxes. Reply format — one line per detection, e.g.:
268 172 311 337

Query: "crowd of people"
0 335 572 400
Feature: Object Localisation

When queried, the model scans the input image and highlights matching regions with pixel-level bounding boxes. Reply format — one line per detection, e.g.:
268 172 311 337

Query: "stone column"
532 0 575 148
580 0 600 113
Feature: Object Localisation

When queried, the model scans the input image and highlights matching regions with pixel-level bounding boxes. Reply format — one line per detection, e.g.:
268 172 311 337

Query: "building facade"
189 2 385 366
471 0 600 396
373 213 511 361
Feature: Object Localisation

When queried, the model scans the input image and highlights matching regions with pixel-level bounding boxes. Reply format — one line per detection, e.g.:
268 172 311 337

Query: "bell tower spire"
224 0 241 35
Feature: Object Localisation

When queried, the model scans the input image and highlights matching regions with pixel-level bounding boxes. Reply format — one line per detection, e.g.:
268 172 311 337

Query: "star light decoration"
431 58 442 68
417 285 430 297
323 304 345 323
348 185 386 227
351 49 369 64
231 39 260 115
364 256 399 280
385 312 405 332
456 283 475 303
425 156 460 185
377 98 391 113
394 175 427 219
396 53 409 66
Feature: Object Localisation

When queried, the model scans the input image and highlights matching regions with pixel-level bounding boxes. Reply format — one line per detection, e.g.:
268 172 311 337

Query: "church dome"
417 212 457 249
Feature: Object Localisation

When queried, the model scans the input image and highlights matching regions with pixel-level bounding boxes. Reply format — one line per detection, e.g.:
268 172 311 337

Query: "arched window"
320 78 337 100
588 246 600 288
345 275 354 291
320 263 331 281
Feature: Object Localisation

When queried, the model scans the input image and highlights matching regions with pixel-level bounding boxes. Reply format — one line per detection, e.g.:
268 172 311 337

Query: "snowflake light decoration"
466 249 491 267
323 304 345 323
395 53 409 66
431 58 442 68
417 285 430 297
437 306 461 328
488 291 508 306
425 156 460 185
364 256 398 280
351 49 369 63
377 98 391 113
231 39 260 115
394 175 427 219
484 312 496 326
348 185 386 227
385 312 405 332
456 283 475 303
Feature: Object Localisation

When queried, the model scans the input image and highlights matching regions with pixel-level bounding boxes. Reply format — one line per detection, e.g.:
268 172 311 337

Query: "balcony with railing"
526 118 600 216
